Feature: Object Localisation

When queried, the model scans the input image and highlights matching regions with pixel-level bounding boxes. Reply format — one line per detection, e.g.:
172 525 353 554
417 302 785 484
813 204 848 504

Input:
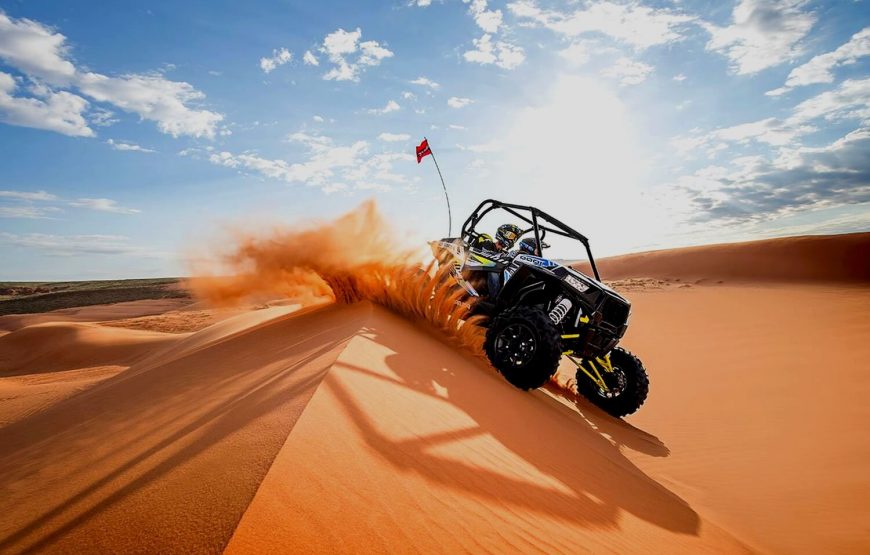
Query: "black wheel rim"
494 323 537 368
595 365 627 399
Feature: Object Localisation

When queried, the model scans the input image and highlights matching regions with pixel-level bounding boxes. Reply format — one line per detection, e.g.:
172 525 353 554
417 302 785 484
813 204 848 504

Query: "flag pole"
425 136 452 236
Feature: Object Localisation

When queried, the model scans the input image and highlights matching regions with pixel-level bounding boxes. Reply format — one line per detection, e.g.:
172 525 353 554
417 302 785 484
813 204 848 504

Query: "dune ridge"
576 232 870 283
0 322 180 377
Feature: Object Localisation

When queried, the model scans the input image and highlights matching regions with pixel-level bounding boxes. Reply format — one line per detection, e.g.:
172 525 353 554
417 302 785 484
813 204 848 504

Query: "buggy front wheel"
575 347 649 417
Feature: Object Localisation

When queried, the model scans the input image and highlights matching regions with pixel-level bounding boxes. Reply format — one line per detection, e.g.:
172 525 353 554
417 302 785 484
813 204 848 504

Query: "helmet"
496 223 522 249
518 237 539 255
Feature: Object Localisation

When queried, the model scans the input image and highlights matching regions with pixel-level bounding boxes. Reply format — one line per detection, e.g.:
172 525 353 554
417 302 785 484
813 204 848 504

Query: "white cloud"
302 50 319 66
259 47 292 73
704 0 816 75
343 151 413 191
312 114 324 122
672 78 870 157
463 33 525 70
0 232 148 256
0 206 60 218
673 73 687 82
673 127 870 223
415 0 433 6
69 198 141 214
558 41 595 65
787 77 870 125
601 57 653 86
410 76 440 89
449 124 466 130
508 0 695 50
0 71 93 137
401 91 416 100
210 133 368 191
89 107 118 127
323 28 361 57
209 130 414 194
723 118 806 145
672 118 811 157
359 40 393 66
106 138 155 153
459 0 524 71
448 97 473 108
367 99 400 114
77 72 224 139
767 27 870 96
0 12 76 84
0 13 225 139
286 131 333 148
0 189 58 201
320 28 393 82
465 0 503 33
378 132 410 142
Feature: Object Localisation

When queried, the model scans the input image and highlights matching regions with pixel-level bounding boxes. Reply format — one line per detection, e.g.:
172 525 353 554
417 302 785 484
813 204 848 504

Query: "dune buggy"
431 199 649 417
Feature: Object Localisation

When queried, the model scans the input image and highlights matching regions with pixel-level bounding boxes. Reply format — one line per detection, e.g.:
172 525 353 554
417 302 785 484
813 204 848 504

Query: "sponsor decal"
515 254 558 269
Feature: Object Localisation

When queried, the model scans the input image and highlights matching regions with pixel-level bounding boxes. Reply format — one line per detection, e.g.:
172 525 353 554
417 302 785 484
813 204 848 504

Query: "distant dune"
575 232 870 283
0 279 189 317
0 232 868 553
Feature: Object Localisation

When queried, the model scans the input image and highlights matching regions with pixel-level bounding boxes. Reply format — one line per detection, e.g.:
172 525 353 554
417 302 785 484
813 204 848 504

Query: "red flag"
416 138 432 163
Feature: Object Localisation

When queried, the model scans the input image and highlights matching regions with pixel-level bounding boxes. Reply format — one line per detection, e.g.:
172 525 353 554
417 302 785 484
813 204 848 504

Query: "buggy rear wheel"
484 305 561 390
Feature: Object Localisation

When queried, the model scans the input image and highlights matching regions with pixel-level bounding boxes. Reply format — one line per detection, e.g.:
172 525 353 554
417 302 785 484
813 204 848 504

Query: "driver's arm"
473 234 497 252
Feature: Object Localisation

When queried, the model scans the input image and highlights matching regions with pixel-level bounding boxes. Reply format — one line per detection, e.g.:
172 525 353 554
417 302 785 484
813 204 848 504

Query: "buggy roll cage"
460 199 602 281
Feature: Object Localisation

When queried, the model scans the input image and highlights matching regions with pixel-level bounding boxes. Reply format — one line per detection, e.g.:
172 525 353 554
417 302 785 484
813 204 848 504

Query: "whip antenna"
416 136 452 236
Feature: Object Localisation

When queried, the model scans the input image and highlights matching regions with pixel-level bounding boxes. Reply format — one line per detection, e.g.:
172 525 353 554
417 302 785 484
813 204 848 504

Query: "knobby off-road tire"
576 347 649 417
484 305 561 390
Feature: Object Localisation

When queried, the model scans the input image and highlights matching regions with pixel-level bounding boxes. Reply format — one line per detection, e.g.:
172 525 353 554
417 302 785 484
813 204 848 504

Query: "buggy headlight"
564 274 589 293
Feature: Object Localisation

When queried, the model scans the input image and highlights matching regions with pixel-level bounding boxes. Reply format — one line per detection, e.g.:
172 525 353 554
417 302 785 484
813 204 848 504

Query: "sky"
0 0 867 280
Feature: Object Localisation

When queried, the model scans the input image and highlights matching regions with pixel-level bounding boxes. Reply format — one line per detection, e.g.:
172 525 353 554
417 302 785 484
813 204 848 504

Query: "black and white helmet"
495 223 522 249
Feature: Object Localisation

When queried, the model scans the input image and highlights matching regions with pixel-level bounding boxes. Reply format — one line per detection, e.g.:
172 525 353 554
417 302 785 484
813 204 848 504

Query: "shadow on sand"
324 309 697 537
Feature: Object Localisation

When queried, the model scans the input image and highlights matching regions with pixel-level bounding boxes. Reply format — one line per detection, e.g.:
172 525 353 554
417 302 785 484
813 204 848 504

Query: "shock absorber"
549 297 572 325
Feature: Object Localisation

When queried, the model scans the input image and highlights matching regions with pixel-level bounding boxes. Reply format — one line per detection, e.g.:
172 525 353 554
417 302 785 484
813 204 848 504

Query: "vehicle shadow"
541 378 671 459
325 311 698 536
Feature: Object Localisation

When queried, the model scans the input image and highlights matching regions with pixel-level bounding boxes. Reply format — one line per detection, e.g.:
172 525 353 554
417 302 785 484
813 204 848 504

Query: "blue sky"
0 0 867 280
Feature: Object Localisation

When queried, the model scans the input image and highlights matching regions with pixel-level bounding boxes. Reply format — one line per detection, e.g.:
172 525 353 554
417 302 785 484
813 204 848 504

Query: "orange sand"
0 231 868 553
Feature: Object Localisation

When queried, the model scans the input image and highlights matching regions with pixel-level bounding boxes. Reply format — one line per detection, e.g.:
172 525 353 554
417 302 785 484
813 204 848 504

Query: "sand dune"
0 322 179 377
1 287 866 552
0 303 367 553
0 365 126 428
0 298 195 333
608 284 870 554
1 230 868 553
576 232 870 283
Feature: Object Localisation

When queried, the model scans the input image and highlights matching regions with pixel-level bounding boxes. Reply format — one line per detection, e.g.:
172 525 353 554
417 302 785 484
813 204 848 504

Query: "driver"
473 223 522 297
474 223 522 253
